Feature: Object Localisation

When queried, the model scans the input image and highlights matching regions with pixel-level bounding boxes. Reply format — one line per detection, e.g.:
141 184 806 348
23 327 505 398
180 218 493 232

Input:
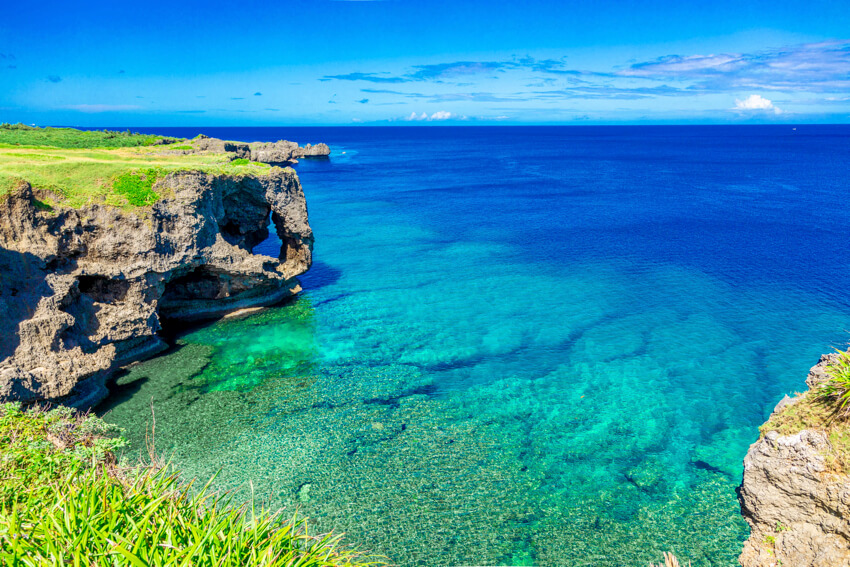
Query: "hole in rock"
218 182 271 251
161 266 228 301
77 275 130 304
251 212 284 258
219 219 269 251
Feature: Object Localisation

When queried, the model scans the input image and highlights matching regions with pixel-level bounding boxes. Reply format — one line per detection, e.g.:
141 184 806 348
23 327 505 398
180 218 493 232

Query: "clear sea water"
99 126 850 567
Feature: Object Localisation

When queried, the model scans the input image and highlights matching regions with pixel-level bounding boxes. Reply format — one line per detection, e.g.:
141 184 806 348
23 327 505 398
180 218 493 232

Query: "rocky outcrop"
164 136 330 166
739 355 850 567
297 142 331 158
0 167 312 408
192 136 251 159
249 141 330 165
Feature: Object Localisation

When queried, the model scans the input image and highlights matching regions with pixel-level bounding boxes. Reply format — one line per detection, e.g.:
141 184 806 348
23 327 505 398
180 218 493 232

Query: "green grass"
0 128 284 209
0 123 179 149
816 349 850 417
113 168 163 206
0 403 381 566
760 352 850 474
231 158 271 168
761 394 850 473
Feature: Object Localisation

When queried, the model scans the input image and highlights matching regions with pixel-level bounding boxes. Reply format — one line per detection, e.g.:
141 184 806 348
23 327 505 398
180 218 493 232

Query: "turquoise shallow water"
100 126 850 566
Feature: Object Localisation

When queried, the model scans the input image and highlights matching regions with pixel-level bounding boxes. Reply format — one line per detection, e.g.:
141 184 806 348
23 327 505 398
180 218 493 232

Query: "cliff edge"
739 354 850 567
170 135 330 165
0 135 315 407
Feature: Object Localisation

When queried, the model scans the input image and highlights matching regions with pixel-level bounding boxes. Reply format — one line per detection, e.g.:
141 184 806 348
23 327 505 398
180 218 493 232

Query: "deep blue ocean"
99 126 850 566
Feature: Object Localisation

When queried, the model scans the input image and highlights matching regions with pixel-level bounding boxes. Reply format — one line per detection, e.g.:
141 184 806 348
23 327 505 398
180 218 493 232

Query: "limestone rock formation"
0 168 312 408
739 355 850 567
192 136 251 159
161 136 329 166
298 142 332 158
249 140 330 165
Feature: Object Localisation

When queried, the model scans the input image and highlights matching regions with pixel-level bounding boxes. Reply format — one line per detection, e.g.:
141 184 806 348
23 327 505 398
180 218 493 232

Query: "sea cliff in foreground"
739 353 850 567
0 126 326 407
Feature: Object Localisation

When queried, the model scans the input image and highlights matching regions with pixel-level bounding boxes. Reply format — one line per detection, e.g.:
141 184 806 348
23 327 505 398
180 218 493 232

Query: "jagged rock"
0 168 312 408
162 138 329 165
771 394 799 416
249 140 330 165
807 353 840 389
739 356 850 567
298 142 331 158
192 137 251 159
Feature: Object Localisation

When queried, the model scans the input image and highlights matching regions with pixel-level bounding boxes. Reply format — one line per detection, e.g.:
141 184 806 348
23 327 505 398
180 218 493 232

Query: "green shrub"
0 123 37 131
0 125 180 149
112 168 162 206
817 348 850 418
0 403 380 567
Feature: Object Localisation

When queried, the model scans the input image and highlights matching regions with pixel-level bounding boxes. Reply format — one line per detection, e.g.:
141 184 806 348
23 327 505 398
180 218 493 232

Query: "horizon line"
42 122 850 129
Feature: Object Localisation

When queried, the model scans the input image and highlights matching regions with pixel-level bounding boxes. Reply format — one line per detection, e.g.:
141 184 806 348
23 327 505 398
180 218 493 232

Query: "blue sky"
1 0 848 125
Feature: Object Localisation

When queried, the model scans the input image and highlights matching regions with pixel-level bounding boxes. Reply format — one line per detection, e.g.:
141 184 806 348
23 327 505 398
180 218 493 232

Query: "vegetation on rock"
760 349 850 473
230 158 270 168
0 123 178 149
112 168 163 207
0 126 281 209
817 348 850 418
0 403 379 566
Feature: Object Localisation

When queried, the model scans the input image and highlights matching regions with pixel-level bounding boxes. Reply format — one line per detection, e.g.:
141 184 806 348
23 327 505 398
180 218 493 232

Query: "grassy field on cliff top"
0 124 273 209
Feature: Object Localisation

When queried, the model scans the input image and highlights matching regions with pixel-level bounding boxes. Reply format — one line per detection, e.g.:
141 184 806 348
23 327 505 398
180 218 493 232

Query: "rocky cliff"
249 140 331 165
739 354 850 567
0 166 312 408
173 136 331 166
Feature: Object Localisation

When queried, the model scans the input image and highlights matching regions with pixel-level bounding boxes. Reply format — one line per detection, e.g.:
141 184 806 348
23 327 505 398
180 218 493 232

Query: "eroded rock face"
739 355 850 567
249 140 330 165
192 136 251 159
0 168 312 407
160 136 329 166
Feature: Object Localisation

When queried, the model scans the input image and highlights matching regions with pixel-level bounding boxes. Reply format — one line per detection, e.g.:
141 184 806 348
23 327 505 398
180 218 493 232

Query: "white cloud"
733 94 782 114
621 54 744 77
405 110 454 121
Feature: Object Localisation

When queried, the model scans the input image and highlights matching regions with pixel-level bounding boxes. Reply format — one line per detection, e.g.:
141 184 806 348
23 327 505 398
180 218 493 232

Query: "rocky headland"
0 134 319 408
172 135 330 166
739 354 850 567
